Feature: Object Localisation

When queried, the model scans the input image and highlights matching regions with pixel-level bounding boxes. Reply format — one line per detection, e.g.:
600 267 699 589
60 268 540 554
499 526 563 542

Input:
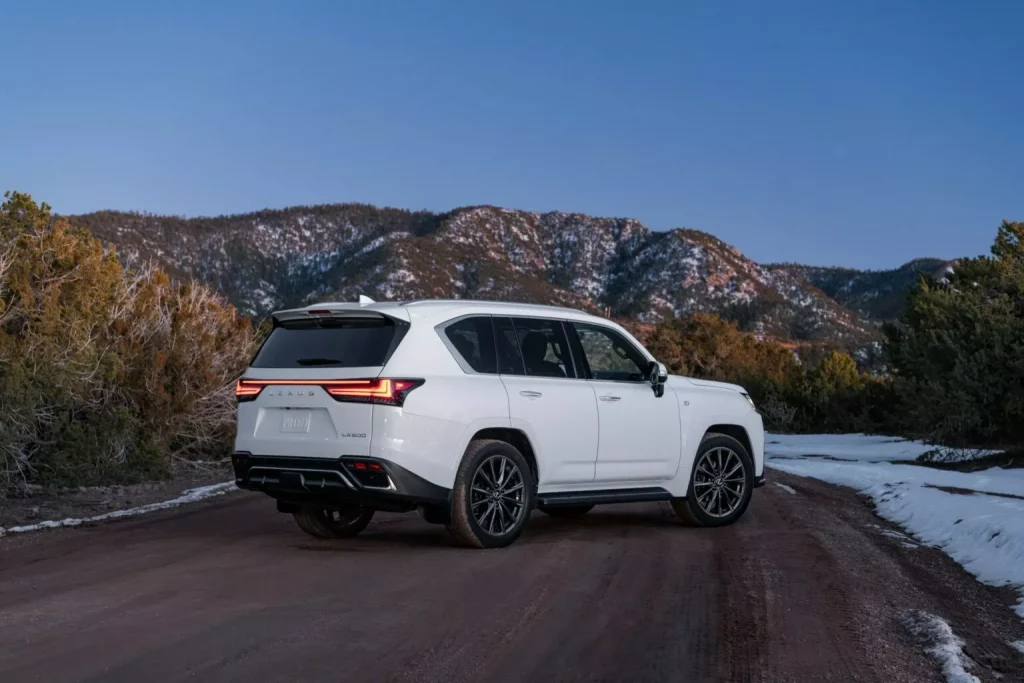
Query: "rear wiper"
295 357 345 366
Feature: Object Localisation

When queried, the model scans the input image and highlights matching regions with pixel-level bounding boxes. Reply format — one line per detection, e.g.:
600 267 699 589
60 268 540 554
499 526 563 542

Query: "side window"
442 316 497 373
493 316 524 375
510 317 575 379
572 323 648 382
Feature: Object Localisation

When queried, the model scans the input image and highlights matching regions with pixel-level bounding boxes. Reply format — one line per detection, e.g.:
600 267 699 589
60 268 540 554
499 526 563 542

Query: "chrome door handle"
599 395 621 402
519 390 542 398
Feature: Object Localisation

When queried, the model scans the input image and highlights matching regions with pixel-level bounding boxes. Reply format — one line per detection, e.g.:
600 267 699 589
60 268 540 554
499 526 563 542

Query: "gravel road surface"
2 472 1022 682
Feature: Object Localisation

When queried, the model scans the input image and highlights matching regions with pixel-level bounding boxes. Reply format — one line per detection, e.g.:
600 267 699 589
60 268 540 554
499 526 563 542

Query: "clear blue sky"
2 0 1022 269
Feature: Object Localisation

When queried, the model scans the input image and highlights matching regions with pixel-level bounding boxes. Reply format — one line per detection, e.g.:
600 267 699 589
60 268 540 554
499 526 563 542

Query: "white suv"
233 299 765 548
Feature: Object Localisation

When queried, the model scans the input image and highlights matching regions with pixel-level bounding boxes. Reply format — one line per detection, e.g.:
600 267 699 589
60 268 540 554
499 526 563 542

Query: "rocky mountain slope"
70 203 934 345
766 258 951 321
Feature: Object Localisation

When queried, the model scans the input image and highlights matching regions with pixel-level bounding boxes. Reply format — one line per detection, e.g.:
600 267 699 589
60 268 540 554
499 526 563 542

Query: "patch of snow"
0 482 236 537
767 436 1024 621
774 482 797 495
766 433 996 463
1010 640 1024 655
900 610 979 683
871 524 920 546
356 232 409 258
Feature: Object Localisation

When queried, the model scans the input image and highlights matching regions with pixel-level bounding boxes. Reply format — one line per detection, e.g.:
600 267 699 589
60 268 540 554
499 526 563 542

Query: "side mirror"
648 361 668 397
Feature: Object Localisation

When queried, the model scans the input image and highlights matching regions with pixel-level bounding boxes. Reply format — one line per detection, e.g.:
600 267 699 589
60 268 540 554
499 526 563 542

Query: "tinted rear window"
494 316 525 375
511 317 575 378
443 316 497 373
252 318 404 368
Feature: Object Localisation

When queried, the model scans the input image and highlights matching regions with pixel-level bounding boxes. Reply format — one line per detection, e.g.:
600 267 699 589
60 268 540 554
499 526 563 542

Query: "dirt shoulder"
0 464 233 529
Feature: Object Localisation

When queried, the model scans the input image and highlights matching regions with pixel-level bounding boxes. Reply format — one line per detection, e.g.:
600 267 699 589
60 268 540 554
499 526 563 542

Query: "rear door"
569 322 681 482
496 316 599 486
234 313 408 459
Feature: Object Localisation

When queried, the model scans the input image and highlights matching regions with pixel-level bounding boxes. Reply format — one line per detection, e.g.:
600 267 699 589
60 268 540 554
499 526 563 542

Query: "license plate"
280 412 311 433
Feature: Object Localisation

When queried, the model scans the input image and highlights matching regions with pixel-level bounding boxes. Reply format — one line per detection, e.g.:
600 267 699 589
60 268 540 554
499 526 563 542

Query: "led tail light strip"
235 378 423 406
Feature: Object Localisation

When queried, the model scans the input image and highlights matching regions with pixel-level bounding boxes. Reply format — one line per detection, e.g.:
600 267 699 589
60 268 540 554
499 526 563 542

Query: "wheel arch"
670 422 756 498
704 424 753 458
469 427 538 483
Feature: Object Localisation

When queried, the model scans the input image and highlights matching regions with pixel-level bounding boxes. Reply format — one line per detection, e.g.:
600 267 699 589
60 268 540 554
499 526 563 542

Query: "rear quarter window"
252 317 407 368
442 316 497 373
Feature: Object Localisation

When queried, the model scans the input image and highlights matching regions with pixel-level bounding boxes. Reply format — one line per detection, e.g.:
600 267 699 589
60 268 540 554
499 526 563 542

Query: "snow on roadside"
766 433 997 463
900 610 980 683
0 482 236 538
767 436 1024 621
767 433 934 461
774 482 797 495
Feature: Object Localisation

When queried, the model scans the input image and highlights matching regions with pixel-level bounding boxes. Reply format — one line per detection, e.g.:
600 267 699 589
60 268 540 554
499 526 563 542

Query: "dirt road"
2 472 1022 683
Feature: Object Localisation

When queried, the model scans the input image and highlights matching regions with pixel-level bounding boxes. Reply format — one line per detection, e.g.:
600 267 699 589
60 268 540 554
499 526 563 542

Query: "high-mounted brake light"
234 378 423 406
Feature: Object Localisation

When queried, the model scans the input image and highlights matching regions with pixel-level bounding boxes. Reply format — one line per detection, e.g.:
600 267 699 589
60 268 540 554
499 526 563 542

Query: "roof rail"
399 299 589 315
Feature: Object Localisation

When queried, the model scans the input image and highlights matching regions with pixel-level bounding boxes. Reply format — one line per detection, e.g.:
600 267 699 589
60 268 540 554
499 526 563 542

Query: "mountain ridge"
69 202 945 346
765 258 952 321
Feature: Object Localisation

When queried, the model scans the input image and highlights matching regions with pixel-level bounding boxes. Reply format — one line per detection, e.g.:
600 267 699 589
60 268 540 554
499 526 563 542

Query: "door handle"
519 390 543 399
599 395 621 402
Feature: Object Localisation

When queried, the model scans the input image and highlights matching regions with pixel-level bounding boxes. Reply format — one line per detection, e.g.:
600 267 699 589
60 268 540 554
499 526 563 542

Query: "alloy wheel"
470 454 526 535
693 447 747 518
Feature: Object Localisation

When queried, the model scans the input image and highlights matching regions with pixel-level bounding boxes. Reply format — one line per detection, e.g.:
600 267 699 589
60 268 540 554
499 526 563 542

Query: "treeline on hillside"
0 192 259 491
646 220 1024 451
645 314 896 434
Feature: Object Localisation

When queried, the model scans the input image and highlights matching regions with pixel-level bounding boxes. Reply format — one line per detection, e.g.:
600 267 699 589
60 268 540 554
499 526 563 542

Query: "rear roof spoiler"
271 308 392 326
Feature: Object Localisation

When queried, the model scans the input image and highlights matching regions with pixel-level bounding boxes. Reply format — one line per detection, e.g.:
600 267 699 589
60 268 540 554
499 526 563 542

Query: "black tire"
538 504 594 517
293 505 375 539
671 432 754 527
446 439 535 549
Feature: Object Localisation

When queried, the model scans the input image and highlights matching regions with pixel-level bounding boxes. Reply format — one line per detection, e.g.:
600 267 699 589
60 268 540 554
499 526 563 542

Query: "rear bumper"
232 452 451 512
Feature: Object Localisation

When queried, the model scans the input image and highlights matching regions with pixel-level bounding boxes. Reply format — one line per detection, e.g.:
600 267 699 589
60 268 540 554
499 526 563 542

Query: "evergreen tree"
884 221 1024 445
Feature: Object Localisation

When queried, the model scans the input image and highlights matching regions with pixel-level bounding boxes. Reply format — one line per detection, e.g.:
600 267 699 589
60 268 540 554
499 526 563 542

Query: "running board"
537 487 674 507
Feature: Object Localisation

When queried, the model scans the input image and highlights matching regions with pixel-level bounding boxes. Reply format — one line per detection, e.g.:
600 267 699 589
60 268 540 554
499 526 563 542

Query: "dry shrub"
0 192 259 490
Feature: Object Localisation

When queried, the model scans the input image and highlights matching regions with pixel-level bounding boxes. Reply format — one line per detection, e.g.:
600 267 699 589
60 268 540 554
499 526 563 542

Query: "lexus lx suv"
232 299 766 548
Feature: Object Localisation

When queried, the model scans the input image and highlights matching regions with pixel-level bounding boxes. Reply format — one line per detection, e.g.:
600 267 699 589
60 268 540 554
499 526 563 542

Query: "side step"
537 487 674 507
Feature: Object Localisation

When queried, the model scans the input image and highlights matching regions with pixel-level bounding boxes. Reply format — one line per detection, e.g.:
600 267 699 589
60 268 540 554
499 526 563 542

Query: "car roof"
271 298 610 326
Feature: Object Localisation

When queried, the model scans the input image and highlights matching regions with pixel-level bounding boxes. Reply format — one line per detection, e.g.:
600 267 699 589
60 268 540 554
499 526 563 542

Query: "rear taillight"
235 379 264 402
324 378 424 406
234 378 423 406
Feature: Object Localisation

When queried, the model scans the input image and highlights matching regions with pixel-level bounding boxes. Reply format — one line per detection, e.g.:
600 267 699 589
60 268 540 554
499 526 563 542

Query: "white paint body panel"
590 380 681 482
500 375 599 485
235 300 764 496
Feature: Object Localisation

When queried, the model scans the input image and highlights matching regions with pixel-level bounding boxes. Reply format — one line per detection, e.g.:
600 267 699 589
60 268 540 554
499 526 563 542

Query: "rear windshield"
252 317 404 368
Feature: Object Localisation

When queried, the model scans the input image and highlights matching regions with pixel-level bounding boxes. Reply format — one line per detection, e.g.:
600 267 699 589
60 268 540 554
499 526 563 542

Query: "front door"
570 322 681 482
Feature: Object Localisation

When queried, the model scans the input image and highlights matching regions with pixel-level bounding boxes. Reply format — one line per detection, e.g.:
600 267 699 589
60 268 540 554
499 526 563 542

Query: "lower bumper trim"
233 453 450 512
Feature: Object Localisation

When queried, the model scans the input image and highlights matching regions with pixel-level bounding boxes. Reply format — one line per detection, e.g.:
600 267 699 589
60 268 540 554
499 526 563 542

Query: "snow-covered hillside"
69 203 917 344
767 258 952 321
